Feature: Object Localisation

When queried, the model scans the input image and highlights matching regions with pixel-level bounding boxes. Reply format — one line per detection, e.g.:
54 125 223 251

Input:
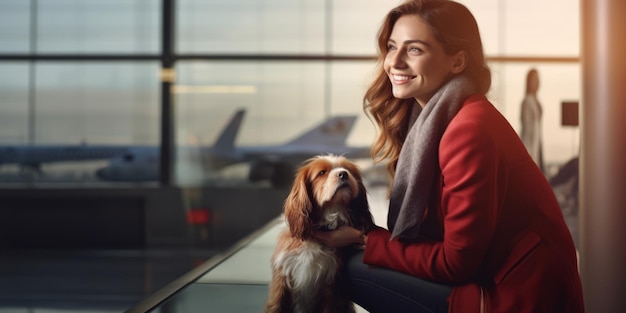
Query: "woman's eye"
387 44 397 51
409 47 422 54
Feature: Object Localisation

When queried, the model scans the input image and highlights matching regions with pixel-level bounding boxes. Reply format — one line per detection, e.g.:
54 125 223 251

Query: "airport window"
31 63 159 145
0 2 30 53
0 0 160 54
177 0 326 54
0 63 29 142
0 0 580 187
174 61 328 147
0 62 160 183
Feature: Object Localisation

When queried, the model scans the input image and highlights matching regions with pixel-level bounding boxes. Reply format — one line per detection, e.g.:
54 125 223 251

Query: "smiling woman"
314 1 584 312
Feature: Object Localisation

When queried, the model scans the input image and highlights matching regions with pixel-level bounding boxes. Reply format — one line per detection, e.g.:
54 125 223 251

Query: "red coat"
363 95 584 312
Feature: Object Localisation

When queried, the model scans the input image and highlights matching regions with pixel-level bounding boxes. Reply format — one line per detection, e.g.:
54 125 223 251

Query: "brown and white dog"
264 155 375 313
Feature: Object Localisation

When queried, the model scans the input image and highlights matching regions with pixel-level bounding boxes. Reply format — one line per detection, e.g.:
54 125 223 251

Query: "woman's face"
384 14 460 107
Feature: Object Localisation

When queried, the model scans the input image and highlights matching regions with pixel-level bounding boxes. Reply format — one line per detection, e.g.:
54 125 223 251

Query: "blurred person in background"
520 68 545 173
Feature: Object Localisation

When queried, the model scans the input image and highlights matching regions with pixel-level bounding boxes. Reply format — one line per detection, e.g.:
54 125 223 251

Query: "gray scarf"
388 75 476 240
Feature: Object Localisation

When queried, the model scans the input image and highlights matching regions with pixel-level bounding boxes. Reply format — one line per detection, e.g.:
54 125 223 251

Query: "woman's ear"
450 51 468 74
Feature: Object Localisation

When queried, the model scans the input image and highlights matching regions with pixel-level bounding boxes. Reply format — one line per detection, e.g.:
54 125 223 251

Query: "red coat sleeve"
363 99 508 283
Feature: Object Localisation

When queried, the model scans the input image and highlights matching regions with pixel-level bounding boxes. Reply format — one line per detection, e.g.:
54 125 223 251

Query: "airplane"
0 144 137 173
0 109 371 187
94 109 246 183
0 110 245 178
95 110 371 187
235 114 371 186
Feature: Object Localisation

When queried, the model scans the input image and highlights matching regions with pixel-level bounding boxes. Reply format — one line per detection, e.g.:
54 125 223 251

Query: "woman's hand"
313 226 365 248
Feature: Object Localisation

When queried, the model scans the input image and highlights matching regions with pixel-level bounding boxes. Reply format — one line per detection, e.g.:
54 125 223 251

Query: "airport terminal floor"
128 217 371 313
0 184 387 313
0 182 578 313
0 247 218 313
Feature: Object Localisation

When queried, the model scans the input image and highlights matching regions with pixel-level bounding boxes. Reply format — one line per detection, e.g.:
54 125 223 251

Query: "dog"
264 154 375 313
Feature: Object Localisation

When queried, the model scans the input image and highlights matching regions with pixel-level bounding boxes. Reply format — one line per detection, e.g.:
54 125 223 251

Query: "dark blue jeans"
344 249 452 313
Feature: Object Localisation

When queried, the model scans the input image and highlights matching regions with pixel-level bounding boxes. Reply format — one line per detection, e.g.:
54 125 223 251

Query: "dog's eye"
318 170 326 176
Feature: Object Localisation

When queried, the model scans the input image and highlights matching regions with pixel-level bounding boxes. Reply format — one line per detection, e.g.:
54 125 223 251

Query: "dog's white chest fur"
273 240 339 311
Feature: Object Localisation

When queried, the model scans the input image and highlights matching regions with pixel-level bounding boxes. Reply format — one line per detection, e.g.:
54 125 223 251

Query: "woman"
314 0 584 312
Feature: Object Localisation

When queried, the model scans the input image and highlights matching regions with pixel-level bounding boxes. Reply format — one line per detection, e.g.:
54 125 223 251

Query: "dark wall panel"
0 196 145 249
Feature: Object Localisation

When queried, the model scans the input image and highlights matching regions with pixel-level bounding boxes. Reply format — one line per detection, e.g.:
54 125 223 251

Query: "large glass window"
0 0 581 186
0 0 159 54
39 0 159 54
0 63 29 142
0 0 161 185
175 61 326 145
0 1 30 53
33 63 159 145
458 0 580 57
0 63 160 183
177 0 327 54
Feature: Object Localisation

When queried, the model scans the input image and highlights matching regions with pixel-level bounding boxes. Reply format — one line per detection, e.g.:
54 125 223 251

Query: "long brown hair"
364 0 491 180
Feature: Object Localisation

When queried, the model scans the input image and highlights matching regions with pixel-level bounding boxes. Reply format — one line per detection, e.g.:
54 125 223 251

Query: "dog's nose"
337 170 348 180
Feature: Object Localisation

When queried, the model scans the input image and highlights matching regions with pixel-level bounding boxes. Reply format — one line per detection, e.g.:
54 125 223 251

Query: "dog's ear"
350 181 375 233
284 165 314 240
